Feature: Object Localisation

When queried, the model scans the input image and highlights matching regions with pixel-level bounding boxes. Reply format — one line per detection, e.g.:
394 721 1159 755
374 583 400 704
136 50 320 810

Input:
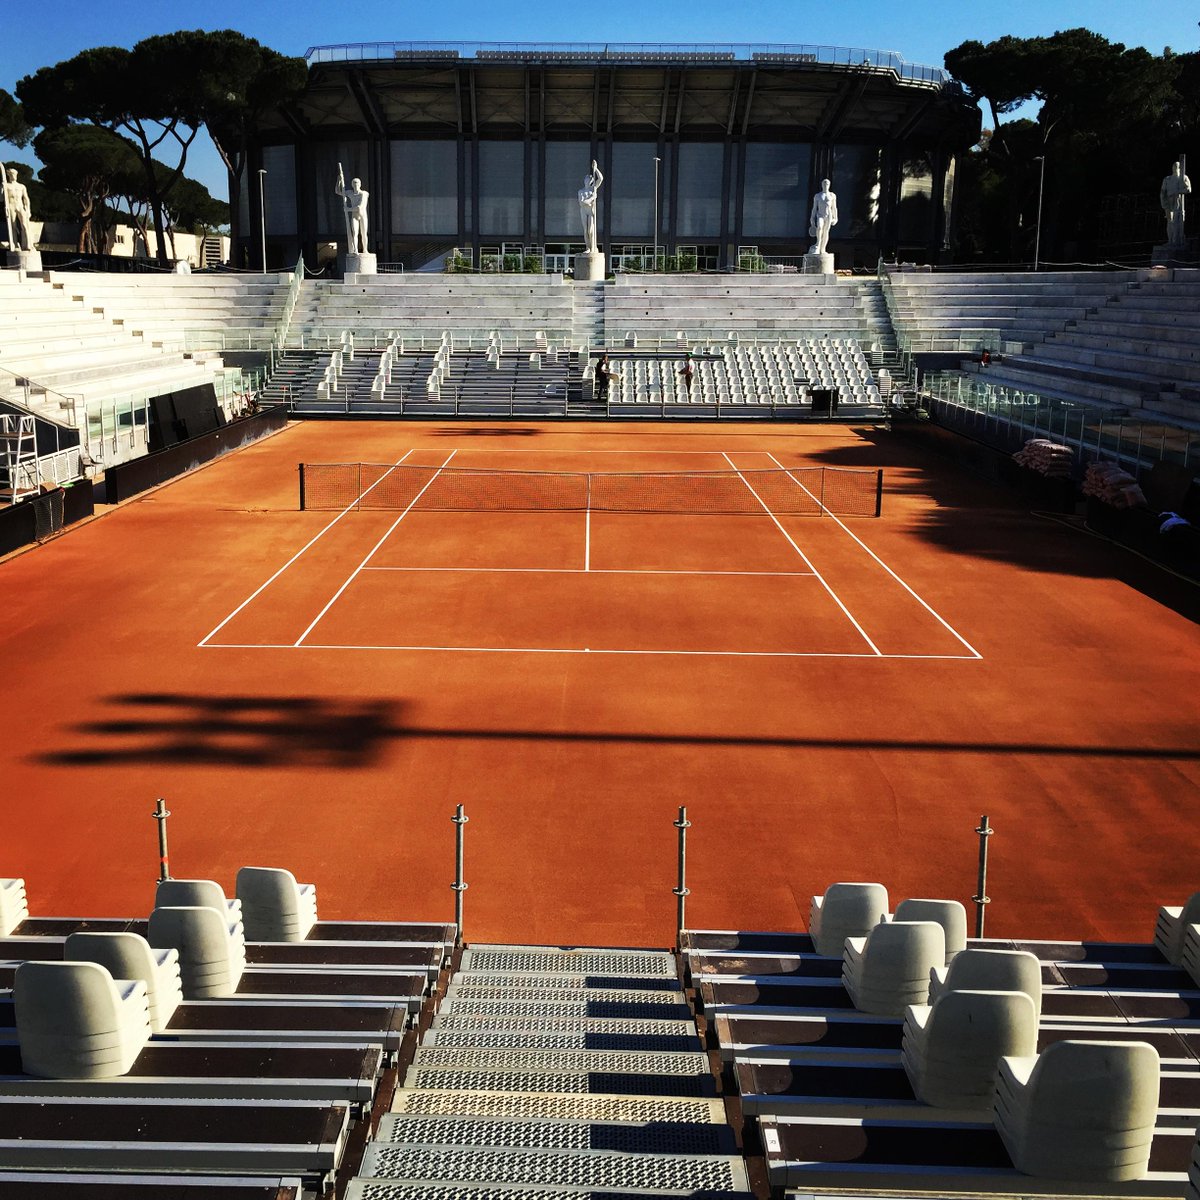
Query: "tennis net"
299 462 883 517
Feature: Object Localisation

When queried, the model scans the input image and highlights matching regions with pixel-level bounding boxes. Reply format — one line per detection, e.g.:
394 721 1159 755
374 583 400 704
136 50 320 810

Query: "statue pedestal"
1151 242 1198 267
803 251 834 276
574 250 606 281
345 251 377 276
6 249 42 273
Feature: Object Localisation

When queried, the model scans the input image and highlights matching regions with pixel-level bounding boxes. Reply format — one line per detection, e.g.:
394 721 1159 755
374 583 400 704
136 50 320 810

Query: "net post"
972 814 993 937
152 798 171 884
450 804 468 946
874 469 883 517
672 806 691 948
298 463 306 511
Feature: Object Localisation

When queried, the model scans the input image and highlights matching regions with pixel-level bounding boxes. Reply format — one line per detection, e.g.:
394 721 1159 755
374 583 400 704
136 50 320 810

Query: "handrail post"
152 798 171 883
451 804 468 945
972 814 993 937
672 806 691 947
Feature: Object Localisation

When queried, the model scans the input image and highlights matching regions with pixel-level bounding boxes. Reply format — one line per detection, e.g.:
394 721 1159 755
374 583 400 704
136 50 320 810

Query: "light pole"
257 168 267 273
1033 155 1046 272
653 155 661 273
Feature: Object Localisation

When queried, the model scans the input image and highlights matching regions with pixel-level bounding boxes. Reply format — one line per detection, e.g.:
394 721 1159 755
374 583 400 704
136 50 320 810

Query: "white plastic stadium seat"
809 882 889 958
236 866 318 942
891 898 968 962
843 920 945 1016
928 947 1042 1016
994 1040 1160 1182
1155 892 1200 965
14 959 152 1079
147 905 246 999
0 877 29 936
902 989 1038 1110
154 878 241 922
65 931 183 1034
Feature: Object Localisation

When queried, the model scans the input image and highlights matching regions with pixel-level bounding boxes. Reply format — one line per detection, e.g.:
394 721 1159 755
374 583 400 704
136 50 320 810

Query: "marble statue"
578 160 604 255
335 164 369 254
1160 157 1191 248
3 167 33 253
809 178 838 256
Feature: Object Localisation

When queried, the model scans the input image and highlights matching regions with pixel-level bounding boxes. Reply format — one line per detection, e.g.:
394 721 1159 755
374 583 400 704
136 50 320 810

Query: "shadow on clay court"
34 692 1200 768
429 426 543 437
37 694 403 768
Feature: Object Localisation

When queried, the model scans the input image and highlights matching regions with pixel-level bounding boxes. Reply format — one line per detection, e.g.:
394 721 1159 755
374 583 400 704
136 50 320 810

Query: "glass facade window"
391 140 458 235
313 140 369 240
676 144 723 239
898 150 934 243
544 142 592 237
831 144 880 239
610 143 657 238
262 145 298 237
478 142 525 236
742 143 811 238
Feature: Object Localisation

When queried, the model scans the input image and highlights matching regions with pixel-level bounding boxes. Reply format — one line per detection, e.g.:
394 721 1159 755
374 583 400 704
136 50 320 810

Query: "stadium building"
241 40 980 271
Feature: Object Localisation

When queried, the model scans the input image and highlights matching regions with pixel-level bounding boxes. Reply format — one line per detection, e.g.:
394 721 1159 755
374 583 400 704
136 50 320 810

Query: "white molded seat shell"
65 931 183 1033
892 898 967 961
146 905 245 999
929 947 1043 1017
154 878 241 921
995 1040 1160 1182
14 960 151 1079
843 920 945 1016
1155 892 1200 965
0 878 29 937
236 866 318 942
902 989 1038 1110
810 882 889 958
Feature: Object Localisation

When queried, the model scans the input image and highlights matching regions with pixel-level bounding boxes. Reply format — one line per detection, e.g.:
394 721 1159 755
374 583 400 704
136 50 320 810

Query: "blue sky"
3 0 1197 199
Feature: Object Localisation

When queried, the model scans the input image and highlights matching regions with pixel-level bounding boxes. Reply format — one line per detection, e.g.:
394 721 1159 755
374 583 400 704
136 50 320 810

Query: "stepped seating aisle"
345 943 754 1199
0 874 455 1195
0 271 225 427
679 887 1200 1198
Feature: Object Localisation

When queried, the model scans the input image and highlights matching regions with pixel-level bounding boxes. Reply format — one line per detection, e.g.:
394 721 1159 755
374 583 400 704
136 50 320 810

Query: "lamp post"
257 168 267 272
1033 155 1046 272
653 156 661 273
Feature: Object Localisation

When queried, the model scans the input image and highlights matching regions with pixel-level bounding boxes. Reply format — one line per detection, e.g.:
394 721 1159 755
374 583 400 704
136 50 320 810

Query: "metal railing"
304 40 952 85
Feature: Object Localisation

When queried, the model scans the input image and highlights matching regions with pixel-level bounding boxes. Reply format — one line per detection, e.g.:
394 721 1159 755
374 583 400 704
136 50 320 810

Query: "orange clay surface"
2 420 1198 948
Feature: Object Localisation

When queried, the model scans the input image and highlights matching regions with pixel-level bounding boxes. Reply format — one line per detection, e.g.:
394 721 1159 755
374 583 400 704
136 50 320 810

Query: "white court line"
766 451 983 660
293 450 457 647
722 452 882 656
360 566 813 577
196 449 418 648
201 641 982 660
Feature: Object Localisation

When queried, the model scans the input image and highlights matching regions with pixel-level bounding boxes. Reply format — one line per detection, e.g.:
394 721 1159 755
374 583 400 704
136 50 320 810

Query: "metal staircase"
345 944 753 1198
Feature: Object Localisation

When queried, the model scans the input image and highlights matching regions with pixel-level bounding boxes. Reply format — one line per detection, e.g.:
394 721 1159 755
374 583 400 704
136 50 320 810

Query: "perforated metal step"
433 1014 695 1037
378 1113 734 1155
413 1048 707 1076
404 1067 714 1097
439 997 692 1020
424 1028 700 1053
451 974 682 993
358 1144 747 1192
348 1183 753 1200
463 948 676 977
390 1089 725 1125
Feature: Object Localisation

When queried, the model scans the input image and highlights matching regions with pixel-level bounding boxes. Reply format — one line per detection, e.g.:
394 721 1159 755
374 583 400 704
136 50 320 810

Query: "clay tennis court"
3 419 1199 948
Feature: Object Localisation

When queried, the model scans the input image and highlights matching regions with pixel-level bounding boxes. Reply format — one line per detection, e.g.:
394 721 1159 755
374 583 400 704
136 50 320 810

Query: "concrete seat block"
236 866 318 942
65 931 183 1033
154 878 241 922
0 878 29 936
928 947 1042 1016
146 906 245 1000
891 899 967 961
809 883 890 958
843 921 946 1016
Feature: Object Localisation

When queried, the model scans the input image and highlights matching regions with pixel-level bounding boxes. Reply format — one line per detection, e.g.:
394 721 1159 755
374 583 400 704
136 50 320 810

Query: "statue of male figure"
578 160 604 255
3 167 33 252
809 178 838 256
335 164 370 254
1160 157 1191 248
